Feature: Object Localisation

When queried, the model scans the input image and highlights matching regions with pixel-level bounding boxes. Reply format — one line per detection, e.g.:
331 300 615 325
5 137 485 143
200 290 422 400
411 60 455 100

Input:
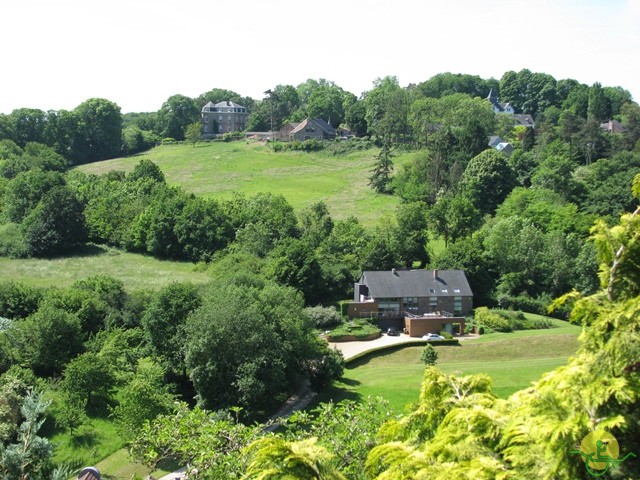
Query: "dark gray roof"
290 118 335 136
201 100 246 112
359 269 472 298
513 114 535 127
214 100 245 109
488 135 503 147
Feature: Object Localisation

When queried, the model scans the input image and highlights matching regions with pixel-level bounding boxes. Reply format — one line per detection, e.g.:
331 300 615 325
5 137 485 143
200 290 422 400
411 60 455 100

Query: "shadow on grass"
338 377 360 387
309 375 364 409
70 427 99 449
39 243 109 260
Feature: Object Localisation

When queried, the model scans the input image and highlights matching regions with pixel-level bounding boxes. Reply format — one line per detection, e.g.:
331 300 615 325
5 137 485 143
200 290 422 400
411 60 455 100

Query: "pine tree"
368 143 394 194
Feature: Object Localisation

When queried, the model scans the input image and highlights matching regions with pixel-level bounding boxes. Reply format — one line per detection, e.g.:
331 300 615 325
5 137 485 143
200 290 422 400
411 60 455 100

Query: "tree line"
0 70 637 165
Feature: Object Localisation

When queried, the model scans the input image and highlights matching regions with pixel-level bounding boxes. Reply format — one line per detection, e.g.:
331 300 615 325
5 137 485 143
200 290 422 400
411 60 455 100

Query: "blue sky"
1 0 638 114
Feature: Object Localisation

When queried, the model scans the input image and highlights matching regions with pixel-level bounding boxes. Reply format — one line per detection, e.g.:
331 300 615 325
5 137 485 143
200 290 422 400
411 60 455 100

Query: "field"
76 141 415 226
0 244 211 290
317 318 582 413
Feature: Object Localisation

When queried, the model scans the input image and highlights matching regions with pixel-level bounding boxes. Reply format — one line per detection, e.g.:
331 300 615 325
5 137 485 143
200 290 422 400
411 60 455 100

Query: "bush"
497 295 549 315
305 305 342 329
473 307 512 332
339 301 350 320
0 223 27 258
271 139 327 152
0 281 43 319
328 319 380 340
420 344 438 365
304 343 345 390
327 138 374 156
493 309 553 330
439 331 453 339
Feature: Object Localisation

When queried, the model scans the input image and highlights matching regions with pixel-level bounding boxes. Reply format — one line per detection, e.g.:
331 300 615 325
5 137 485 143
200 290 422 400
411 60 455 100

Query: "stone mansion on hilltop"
201 101 249 137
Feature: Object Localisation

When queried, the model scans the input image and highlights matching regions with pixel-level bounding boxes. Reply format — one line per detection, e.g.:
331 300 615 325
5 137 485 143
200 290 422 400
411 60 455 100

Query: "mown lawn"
76 141 417 226
317 322 581 413
0 244 210 290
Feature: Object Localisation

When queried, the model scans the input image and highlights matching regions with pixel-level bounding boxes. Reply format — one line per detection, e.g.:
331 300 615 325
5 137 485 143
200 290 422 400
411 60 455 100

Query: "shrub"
328 319 380 340
497 295 548 315
0 280 43 319
305 305 342 329
420 344 438 365
0 223 27 258
439 331 453 340
474 307 512 332
493 309 553 330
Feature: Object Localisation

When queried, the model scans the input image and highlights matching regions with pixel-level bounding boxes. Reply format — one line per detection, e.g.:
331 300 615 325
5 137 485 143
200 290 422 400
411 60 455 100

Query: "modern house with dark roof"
201 100 248 137
349 269 473 336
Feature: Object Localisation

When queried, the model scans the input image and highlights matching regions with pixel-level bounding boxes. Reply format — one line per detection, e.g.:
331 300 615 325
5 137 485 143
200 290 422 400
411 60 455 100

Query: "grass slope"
0 244 210 290
318 321 581 413
77 141 414 225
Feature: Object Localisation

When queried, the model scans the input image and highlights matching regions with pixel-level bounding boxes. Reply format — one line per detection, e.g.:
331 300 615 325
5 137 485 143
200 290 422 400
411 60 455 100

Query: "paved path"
329 332 476 360
328 333 425 359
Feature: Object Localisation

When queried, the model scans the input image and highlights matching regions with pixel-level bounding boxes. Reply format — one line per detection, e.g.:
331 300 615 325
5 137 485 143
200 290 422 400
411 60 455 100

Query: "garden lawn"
318 324 581 414
0 244 210 290
76 141 416 226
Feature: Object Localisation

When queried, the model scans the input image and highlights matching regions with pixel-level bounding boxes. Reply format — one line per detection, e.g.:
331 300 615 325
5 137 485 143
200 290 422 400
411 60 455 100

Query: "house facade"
349 269 473 334
201 101 248 137
289 118 336 141
487 89 515 114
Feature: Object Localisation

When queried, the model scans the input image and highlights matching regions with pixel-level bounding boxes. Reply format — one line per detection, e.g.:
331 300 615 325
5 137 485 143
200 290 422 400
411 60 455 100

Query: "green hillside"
76 140 413 225
0 244 210 290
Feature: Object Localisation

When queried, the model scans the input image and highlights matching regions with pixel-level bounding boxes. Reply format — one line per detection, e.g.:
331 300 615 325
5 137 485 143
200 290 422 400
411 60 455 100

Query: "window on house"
378 298 400 315
429 296 437 310
404 297 418 313
454 296 462 315
204 116 209 123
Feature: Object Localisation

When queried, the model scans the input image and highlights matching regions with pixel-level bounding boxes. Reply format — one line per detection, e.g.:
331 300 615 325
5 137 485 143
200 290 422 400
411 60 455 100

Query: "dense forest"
1 69 639 478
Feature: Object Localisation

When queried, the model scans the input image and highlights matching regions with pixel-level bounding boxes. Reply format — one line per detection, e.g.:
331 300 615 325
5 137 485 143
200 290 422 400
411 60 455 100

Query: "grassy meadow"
76 140 416 226
0 244 210 290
